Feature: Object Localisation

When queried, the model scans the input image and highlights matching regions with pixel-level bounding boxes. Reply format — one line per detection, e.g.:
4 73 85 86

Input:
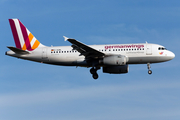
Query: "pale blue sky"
0 0 180 120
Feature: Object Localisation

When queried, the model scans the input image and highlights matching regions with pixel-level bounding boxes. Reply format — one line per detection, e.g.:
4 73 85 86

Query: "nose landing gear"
147 63 152 74
90 67 100 79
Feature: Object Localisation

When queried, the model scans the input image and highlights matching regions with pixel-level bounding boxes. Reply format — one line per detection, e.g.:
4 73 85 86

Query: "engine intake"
103 65 129 74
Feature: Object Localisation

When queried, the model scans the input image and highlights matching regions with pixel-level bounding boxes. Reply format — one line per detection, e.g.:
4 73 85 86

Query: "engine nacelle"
103 65 129 74
103 55 128 65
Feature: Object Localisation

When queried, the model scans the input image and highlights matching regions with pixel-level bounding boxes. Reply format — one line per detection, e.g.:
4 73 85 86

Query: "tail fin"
9 19 45 51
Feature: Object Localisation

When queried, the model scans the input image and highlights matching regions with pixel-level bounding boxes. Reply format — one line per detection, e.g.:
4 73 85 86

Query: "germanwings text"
105 44 144 49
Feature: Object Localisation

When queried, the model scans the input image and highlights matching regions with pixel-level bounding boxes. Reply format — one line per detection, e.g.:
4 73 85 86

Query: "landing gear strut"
147 63 152 74
90 67 100 79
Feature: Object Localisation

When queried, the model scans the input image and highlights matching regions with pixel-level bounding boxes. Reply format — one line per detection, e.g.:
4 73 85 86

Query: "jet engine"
103 65 129 74
103 55 128 65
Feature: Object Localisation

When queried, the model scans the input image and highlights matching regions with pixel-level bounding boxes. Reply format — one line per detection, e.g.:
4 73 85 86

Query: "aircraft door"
146 44 152 55
42 48 48 59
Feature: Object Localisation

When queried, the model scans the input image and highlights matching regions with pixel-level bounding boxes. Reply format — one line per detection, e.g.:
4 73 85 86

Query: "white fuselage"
6 43 175 67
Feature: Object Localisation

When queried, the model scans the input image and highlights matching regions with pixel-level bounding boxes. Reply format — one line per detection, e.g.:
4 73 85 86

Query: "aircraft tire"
90 68 96 74
148 70 152 74
92 73 98 79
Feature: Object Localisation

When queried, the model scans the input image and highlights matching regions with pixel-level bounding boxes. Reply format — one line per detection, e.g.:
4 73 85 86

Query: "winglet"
63 36 69 41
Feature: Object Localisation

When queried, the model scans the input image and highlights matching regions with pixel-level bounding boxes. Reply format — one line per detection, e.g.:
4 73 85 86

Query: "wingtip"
63 36 69 41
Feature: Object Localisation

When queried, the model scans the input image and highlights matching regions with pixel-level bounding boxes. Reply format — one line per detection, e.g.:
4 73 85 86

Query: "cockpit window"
158 47 167 50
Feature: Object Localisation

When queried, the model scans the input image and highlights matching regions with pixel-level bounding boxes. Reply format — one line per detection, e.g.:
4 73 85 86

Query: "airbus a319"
6 19 175 79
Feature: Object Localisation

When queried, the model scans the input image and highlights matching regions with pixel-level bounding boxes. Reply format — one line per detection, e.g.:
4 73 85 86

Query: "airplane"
6 19 175 79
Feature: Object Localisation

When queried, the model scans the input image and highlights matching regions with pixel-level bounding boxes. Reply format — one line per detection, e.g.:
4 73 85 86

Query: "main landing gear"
90 67 100 79
147 63 152 75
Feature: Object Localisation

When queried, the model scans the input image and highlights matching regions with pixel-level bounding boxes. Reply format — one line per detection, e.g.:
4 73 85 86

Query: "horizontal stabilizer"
7 46 30 54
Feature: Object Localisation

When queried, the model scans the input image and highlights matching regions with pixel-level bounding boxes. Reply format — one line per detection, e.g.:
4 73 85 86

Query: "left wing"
64 36 105 58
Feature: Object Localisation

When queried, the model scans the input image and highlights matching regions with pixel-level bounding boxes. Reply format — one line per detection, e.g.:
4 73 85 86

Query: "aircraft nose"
172 52 175 58
168 51 175 59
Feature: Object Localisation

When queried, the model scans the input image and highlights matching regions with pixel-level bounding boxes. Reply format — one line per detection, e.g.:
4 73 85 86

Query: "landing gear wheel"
90 68 96 74
92 73 98 79
147 63 152 75
148 70 152 75
90 67 100 80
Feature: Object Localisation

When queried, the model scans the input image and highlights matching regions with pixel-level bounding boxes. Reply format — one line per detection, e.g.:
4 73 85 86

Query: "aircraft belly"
128 56 157 64
128 55 170 64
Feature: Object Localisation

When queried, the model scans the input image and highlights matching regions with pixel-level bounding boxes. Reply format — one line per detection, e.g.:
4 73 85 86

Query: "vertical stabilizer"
9 19 45 51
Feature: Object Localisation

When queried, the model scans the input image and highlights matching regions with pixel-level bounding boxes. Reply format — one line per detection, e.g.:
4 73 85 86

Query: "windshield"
158 47 167 50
